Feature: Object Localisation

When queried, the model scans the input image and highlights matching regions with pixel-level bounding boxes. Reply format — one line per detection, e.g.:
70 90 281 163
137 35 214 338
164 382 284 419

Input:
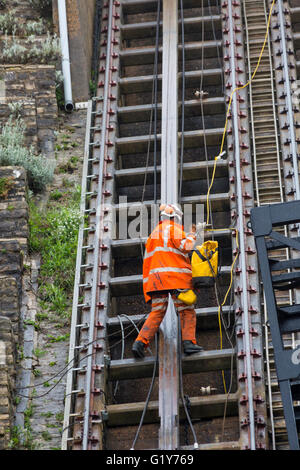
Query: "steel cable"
177 311 199 449
130 0 161 448
179 0 185 202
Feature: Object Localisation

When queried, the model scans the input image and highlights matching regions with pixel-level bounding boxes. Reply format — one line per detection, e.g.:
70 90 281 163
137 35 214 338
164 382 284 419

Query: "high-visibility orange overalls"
135 219 197 346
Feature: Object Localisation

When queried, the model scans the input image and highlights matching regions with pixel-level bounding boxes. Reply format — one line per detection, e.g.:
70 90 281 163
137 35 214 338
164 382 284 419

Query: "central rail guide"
158 0 180 450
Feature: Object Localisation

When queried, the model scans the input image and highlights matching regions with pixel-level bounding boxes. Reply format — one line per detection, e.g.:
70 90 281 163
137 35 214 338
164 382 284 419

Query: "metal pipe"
57 0 74 112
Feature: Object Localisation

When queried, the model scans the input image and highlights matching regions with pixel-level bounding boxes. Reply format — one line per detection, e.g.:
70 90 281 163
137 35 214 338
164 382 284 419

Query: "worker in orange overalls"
132 203 204 358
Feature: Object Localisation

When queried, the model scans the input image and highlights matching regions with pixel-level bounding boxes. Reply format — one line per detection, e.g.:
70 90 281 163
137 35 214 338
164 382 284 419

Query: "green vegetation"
0 11 47 35
29 185 81 318
46 333 70 343
0 118 55 191
24 318 41 331
29 0 52 17
40 411 53 418
1 32 61 65
0 176 13 198
41 430 52 441
9 401 37 449
32 347 46 359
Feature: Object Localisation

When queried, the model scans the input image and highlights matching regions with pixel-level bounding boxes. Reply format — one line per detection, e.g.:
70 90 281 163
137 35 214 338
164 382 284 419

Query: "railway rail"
61 0 300 450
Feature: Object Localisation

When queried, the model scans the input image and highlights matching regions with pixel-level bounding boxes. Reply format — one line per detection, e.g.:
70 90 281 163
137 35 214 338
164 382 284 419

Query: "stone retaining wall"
0 65 57 156
0 166 29 448
0 317 16 449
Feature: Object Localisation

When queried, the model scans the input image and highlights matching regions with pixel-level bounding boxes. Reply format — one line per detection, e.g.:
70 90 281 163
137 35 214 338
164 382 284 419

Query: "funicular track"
61 0 300 451
243 0 300 450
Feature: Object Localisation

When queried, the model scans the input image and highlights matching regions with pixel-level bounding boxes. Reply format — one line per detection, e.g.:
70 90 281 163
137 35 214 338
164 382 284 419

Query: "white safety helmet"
159 203 183 222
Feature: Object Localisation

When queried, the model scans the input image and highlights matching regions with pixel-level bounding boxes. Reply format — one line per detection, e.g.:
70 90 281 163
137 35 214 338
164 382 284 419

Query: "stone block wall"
0 318 16 449
0 167 27 338
0 167 28 447
0 0 60 450
0 65 58 156
0 167 28 240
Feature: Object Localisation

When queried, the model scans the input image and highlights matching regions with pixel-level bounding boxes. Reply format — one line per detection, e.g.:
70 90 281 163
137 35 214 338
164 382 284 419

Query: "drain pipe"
57 0 74 112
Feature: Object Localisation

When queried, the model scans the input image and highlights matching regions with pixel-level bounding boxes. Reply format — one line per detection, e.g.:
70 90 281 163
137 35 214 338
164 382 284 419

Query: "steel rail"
277 0 300 201
61 0 247 451
243 0 284 450
61 100 92 450
262 0 292 450
227 0 256 450
82 0 114 450
267 0 300 449
158 0 180 450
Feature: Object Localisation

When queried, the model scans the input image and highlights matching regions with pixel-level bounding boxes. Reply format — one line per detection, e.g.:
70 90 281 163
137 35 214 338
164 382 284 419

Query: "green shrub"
0 12 46 35
8 100 24 118
0 117 55 191
29 188 82 315
2 34 27 63
0 176 13 198
29 0 52 17
30 33 61 64
25 19 46 36
0 11 16 34
1 32 61 65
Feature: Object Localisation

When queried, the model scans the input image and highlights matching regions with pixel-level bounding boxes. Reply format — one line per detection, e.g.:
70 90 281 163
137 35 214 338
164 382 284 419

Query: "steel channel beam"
267 0 300 448
81 0 115 450
277 0 300 201
242 0 282 451
68 0 120 450
158 0 179 450
222 0 268 450
270 2 300 335
61 101 93 450
227 1 256 450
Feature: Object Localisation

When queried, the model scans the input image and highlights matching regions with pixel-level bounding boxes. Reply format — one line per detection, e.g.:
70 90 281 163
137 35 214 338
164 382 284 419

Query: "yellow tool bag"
177 289 197 306
191 240 219 288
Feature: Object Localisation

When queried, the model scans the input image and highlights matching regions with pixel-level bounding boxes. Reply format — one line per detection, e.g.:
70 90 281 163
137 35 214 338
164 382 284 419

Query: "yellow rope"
206 0 276 227
203 0 276 392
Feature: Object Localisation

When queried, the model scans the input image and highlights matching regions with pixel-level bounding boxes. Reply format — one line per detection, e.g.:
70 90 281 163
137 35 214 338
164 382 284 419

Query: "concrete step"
121 0 221 15
119 68 223 94
120 41 222 66
109 348 235 381
106 392 238 426
109 265 232 296
180 441 240 450
121 14 221 40
107 304 233 332
116 127 225 154
118 97 225 124
115 159 228 187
